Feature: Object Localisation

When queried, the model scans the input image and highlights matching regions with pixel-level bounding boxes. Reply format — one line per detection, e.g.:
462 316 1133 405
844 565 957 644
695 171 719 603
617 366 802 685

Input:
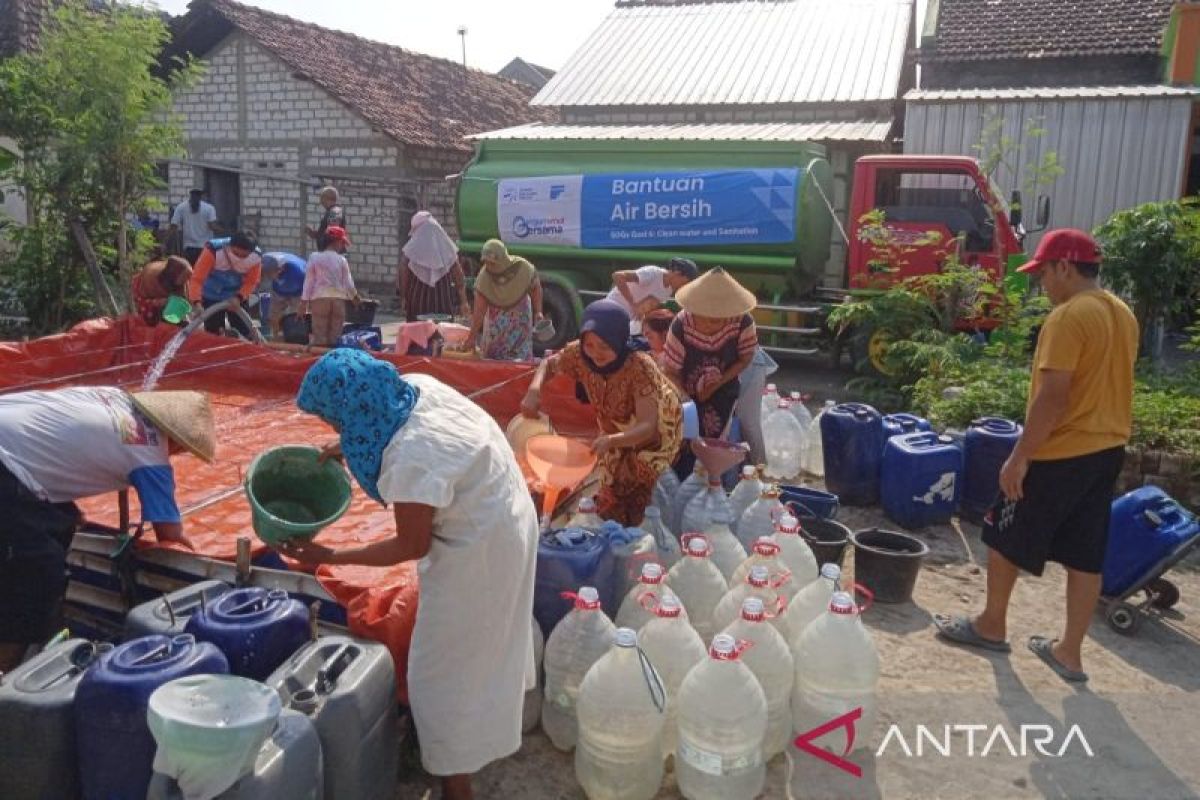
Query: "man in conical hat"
0 387 214 671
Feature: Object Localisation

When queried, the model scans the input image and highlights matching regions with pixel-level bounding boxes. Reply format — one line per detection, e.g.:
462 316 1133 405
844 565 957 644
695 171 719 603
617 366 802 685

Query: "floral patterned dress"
481 295 534 361
557 342 683 526
663 312 758 438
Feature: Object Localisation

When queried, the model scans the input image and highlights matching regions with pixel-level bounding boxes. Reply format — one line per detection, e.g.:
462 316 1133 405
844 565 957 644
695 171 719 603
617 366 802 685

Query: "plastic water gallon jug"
711 565 788 637
760 384 780 422
820 403 885 505
764 399 806 480
639 506 681 570
675 634 768 800
1103 486 1200 597
880 432 964 529
185 587 310 681
720 598 795 760
791 591 879 756
728 466 764 534
123 581 232 640
616 563 678 631
75 634 229 800
603 521 658 604
730 537 797 602
774 513 819 589
681 478 734 539
575 628 667 800
146 708 323 800
638 596 706 760
701 507 748 582
961 417 1022 520
881 413 932 450
543 587 617 751
569 497 605 529
146 674 282 800
789 392 814 430
266 634 398 800
667 536 730 643
0 639 111 800
534 527 616 638
672 464 708 535
652 469 681 523
802 400 836 477
782 563 841 647
524 618 545 734
736 486 786 551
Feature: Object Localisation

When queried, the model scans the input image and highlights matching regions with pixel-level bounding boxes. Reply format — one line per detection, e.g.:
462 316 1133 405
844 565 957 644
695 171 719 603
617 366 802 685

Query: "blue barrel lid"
969 417 1021 435
108 634 204 674
205 588 294 624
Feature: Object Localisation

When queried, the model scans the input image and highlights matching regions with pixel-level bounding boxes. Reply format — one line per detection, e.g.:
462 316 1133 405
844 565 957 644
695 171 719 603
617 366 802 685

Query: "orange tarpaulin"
0 316 595 701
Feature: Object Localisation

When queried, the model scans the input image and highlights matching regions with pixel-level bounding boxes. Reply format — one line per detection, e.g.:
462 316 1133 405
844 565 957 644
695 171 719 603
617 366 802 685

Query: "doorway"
203 168 241 234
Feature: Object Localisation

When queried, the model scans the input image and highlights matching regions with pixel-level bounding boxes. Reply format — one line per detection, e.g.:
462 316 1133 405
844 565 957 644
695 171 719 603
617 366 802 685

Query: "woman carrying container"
399 211 470 322
465 239 543 360
662 267 759 440
522 300 683 526
277 349 537 800
131 255 192 327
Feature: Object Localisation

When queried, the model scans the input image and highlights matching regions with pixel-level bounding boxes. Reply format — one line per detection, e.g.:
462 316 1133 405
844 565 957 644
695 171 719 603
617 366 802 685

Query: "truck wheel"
850 325 897 378
538 284 578 353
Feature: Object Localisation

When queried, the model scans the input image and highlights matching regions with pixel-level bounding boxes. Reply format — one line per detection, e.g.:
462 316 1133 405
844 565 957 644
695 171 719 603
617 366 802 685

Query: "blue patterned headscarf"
296 349 420 504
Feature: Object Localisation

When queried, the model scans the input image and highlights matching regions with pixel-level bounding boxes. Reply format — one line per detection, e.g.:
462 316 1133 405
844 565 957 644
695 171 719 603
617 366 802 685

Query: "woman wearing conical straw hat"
0 388 215 672
662 267 759 442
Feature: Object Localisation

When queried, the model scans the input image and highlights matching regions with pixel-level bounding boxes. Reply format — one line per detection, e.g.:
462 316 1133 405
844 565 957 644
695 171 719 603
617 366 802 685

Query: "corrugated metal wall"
904 93 1195 239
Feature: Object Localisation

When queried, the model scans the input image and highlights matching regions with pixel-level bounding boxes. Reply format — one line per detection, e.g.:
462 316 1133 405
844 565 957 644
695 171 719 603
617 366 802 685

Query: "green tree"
0 0 199 332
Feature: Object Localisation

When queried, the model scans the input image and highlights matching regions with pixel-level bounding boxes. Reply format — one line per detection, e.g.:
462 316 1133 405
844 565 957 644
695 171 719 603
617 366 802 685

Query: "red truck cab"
847 155 1024 294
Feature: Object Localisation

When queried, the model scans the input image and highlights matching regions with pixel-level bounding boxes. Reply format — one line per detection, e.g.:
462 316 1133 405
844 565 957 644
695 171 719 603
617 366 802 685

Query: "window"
874 169 995 252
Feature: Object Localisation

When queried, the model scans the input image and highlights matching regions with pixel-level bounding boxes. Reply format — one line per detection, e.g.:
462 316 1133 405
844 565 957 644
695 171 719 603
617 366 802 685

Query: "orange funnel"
691 437 749 477
525 434 597 528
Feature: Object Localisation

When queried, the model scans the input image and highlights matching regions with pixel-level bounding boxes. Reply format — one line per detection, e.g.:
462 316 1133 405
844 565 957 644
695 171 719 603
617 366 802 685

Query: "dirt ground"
395 497 1200 800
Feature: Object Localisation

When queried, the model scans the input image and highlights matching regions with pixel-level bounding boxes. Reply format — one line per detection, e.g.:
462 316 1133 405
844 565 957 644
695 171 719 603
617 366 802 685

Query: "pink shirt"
301 251 357 301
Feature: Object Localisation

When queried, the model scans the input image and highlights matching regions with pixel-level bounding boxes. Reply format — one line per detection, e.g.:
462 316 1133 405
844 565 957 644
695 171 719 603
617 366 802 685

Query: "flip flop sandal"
933 613 1012 653
1028 636 1088 683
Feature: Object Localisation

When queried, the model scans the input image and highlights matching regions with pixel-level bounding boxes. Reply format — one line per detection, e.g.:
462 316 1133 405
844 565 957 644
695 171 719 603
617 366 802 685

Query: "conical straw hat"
674 267 757 317
130 390 216 462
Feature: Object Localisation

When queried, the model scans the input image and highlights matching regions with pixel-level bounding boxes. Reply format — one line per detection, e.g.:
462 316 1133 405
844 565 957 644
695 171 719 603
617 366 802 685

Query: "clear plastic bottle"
681 478 734 539
782 563 841 647
651 469 681 524
764 399 805 481
638 595 707 761
802 400 836 478
639 506 681 571
604 521 657 604
720 598 795 761
675 633 768 800
569 497 605 530
575 628 667 800
737 486 785 549
760 383 780 423
772 513 819 591
730 537 798 602
710 565 788 637
700 507 747 583
791 591 880 757
543 587 617 751
615 563 678 631
666 536 729 644
727 466 764 535
523 616 544 734
672 464 708 535
788 391 814 432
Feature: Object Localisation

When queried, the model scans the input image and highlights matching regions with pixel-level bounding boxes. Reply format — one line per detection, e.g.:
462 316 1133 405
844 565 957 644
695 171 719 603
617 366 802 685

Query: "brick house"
161 0 551 293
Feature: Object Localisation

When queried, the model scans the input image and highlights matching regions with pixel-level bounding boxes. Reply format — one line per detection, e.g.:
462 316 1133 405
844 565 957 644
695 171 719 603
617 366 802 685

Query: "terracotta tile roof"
174 0 552 152
926 0 1175 63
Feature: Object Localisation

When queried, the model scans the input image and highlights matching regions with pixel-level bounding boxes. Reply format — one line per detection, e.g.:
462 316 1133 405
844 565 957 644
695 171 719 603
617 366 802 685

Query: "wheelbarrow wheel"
1148 578 1180 610
1106 602 1141 636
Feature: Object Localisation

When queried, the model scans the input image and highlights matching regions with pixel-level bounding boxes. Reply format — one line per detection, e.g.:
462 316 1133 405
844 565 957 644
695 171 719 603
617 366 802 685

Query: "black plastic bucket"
851 527 929 604
797 517 851 568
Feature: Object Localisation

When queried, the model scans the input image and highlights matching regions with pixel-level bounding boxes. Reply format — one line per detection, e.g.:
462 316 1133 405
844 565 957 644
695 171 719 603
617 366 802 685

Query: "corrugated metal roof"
533 0 914 107
469 120 894 143
903 89 1193 247
907 85 1200 102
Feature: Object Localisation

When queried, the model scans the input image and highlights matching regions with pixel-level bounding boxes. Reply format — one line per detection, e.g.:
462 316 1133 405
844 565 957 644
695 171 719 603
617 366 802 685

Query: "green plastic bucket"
245 446 352 545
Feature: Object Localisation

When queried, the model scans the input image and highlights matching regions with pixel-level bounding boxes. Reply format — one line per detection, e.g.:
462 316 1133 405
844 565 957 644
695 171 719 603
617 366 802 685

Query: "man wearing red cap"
936 229 1138 683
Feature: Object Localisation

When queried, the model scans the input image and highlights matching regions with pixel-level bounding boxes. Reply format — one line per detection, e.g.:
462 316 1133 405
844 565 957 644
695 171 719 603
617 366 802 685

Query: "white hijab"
403 211 459 287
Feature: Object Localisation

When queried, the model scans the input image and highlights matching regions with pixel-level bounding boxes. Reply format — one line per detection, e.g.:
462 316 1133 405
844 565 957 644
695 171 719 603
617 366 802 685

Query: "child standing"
302 226 359 347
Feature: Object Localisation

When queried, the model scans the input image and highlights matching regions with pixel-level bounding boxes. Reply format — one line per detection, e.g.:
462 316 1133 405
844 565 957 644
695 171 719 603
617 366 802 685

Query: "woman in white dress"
279 348 538 800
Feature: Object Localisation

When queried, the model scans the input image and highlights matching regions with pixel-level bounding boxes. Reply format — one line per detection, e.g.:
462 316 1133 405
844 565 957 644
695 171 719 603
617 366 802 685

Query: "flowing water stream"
142 301 265 391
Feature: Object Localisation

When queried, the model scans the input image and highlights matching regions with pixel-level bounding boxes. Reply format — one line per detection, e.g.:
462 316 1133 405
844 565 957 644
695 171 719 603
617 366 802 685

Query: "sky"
150 0 619 73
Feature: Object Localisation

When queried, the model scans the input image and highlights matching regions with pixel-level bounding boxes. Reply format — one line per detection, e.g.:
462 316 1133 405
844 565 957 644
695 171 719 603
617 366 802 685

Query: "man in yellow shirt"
936 229 1138 683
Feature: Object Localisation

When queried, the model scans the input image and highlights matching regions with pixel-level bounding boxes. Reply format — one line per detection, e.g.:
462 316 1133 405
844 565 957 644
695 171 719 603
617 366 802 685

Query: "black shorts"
981 446 1125 576
0 462 81 644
